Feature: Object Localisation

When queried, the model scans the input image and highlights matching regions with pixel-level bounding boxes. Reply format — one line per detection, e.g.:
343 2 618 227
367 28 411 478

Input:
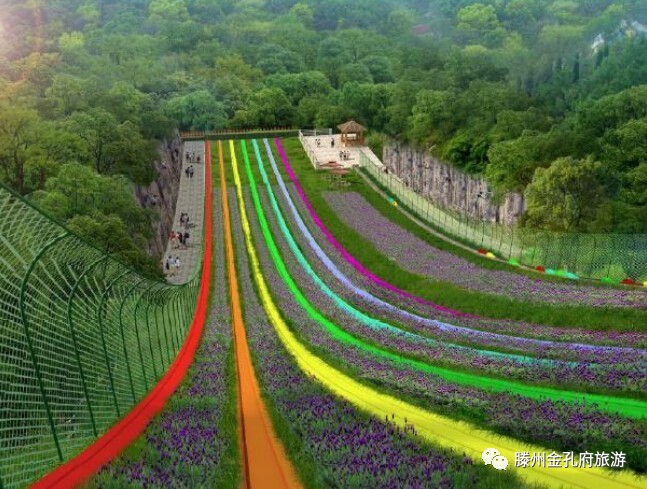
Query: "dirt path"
217 141 301 489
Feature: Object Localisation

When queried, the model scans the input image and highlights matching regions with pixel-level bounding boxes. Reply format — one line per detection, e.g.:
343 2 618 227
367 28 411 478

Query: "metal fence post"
606 238 615 279
66 256 107 438
572 236 581 276
149 286 168 370
158 290 174 364
158 297 170 368
98 270 130 418
557 237 566 270
481 220 486 247
587 236 597 279
631 235 638 280
144 289 160 379
19 234 68 463
136 283 159 382
172 294 183 350
119 279 145 402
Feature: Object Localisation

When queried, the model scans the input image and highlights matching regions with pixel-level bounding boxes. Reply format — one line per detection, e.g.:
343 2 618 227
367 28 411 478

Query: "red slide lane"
32 141 213 489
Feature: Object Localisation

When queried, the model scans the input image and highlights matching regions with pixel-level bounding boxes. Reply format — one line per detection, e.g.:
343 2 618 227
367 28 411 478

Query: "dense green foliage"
1 0 645 270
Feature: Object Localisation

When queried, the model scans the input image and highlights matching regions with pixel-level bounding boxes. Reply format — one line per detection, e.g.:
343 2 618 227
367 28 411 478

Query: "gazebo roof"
337 120 366 133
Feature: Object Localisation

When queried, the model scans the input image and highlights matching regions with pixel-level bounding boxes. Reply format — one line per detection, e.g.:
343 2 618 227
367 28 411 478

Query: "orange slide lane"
218 140 302 489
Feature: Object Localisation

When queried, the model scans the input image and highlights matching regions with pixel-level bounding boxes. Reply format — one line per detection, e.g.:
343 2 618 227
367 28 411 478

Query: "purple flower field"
246 188 647 473
271 185 647 366
93 190 235 489
230 190 525 488
324 192 646 310
254 189 645 395
283 184 645 349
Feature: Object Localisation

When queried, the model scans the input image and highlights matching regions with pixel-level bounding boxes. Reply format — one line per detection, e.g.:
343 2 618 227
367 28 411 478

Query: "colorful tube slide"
264 139 643 359
227 139 645 489
237 139 645 418
219 141 301 489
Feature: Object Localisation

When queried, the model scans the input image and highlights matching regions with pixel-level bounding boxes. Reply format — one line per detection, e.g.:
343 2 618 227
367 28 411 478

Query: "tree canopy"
0 0 645 269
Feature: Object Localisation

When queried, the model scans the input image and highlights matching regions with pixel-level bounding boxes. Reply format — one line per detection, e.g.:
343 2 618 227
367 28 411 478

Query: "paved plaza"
300 132 385 173
300 134 362 170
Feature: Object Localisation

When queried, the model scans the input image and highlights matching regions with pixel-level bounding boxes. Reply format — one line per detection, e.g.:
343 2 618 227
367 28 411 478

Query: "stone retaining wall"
383 142 525 225
135 136 183 257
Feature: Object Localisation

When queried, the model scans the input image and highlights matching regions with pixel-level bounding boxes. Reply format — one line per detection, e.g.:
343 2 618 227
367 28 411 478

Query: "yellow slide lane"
228 140 646 489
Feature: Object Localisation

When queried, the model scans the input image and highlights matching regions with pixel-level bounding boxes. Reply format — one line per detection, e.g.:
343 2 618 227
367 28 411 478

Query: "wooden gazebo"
337 120 366 147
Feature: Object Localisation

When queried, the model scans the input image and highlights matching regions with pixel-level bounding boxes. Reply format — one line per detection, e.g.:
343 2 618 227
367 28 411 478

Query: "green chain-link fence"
360 154 647 283
0 184 201 488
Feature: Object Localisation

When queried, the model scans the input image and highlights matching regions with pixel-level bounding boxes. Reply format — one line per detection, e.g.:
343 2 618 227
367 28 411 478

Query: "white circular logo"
492 455 509 470
482 448 508 470
482 448 500 465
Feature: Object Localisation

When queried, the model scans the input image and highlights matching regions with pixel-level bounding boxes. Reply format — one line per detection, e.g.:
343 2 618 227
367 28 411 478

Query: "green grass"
276 138 647 333
227 142 531 488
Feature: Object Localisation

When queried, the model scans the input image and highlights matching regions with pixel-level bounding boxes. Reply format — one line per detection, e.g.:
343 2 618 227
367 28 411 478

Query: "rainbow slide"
226 139 645 489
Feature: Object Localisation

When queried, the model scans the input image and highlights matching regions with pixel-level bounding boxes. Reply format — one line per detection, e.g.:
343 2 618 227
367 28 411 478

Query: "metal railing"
359 153 647 283
0 184 201 488
181 127 298 140
298 129 321 169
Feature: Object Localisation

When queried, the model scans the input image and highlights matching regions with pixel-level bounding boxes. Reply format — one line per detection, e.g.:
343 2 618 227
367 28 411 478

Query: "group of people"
165 211 192 276
169 213 191 250
170 229 190 249
185 165 195 178
164 255 181 276
185 151 201 164
338 150 352 161
315 137 336 148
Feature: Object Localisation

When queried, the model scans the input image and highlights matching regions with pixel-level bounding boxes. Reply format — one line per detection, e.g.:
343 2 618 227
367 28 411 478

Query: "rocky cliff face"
383 142 525 225
135 137 183 258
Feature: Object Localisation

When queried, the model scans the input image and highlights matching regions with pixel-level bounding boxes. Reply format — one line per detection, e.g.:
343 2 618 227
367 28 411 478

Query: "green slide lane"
236 138 646 419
